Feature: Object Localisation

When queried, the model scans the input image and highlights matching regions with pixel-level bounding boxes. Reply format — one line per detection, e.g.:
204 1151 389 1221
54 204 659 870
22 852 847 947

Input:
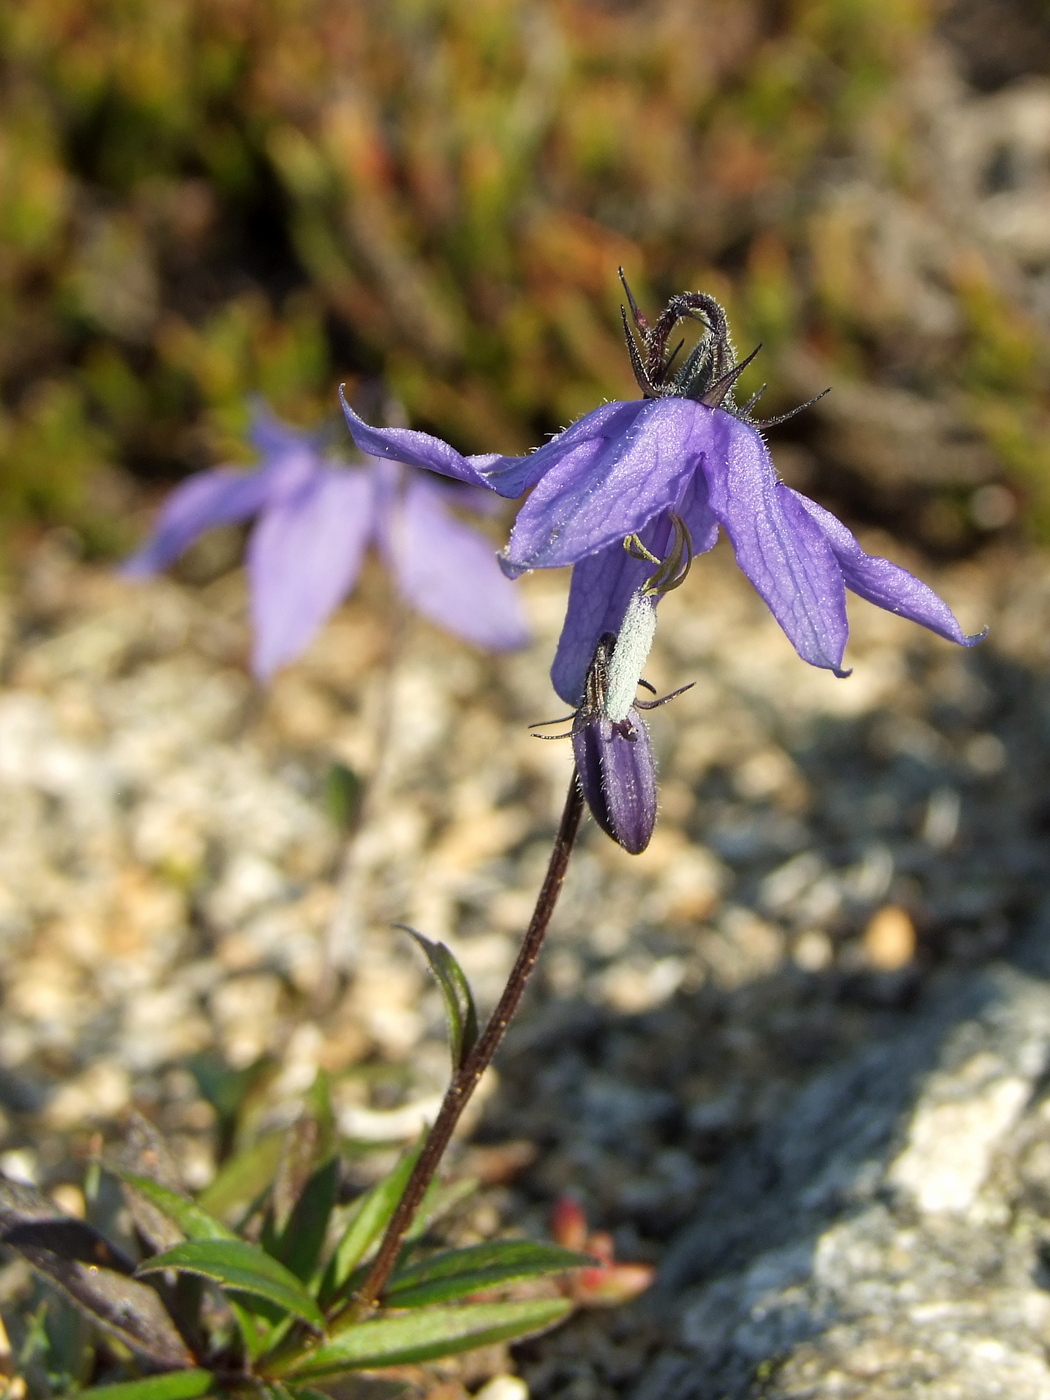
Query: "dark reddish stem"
343 770 584 1318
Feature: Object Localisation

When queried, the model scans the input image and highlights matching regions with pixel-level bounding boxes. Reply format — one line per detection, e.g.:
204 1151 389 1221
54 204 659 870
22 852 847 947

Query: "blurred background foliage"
0 0 1049 553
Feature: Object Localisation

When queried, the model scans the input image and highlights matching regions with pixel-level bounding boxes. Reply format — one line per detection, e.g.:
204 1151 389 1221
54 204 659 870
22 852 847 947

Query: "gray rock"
644 964 1050 1399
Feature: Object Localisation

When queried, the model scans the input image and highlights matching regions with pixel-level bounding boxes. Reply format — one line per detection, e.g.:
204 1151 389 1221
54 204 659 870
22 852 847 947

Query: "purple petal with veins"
501 398 709 573
550 469 719 705
474 401 649 499
702 409 850 675
339 389 500 492
791 492 986 647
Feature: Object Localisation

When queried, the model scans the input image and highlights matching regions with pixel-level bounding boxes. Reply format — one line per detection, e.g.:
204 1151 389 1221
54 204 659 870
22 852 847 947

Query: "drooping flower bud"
572 705 657 855
568 629 657 855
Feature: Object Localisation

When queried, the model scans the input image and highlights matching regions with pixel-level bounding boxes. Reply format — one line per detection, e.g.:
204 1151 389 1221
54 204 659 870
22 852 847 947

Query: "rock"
643 963 1050 1399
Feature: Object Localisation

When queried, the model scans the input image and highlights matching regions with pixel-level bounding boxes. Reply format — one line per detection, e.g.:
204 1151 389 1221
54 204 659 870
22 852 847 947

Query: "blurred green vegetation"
0 0 1046 546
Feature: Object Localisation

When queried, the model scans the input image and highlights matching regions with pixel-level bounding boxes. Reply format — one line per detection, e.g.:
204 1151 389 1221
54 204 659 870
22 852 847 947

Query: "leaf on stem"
138 1239 325 1331
399 926 478 1070
113 1171 236 1243
319 1137 424 1305
384 1240 596 1308
274 1297 572 1378
74 1371 216 1400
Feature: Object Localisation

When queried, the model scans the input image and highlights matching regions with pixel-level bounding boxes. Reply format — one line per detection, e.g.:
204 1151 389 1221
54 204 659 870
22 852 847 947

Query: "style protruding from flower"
339 282 985 711
123 404 529 678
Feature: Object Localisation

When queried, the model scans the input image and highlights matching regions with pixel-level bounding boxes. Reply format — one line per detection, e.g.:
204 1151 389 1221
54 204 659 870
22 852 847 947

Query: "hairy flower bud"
572 707 656 855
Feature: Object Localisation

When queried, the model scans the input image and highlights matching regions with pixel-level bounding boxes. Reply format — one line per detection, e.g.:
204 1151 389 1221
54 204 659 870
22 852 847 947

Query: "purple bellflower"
123 406 529 678
339 283 985 712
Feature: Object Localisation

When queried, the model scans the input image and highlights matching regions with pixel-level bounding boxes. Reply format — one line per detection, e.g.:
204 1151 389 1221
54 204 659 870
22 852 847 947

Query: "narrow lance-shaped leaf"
399 926 478 1069
138 1239 325 1331
229 1293 281 1363
273 1073 336 1232
277 1155 339 1285
196 1132 284 1225
74 1371 216 1400
319 1136 424 1305
271 1297 572 1379
0 1178 193 1370
272 1072 339 1283
113 1170 236 1243
384 1240 597 1308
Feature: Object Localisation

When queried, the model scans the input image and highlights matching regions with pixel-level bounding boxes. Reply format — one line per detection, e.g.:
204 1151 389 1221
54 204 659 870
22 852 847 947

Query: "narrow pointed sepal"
573 709 657 855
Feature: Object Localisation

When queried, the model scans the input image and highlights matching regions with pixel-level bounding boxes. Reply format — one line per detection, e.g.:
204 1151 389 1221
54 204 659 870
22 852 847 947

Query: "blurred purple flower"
340 290 984 708
124 408 529 678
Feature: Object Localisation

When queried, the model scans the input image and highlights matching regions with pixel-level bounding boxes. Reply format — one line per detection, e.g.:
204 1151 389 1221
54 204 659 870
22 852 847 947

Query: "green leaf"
75 1371 216 1400
274 1297 572 1378
273 1074 336 1232
138 1239 325 1331
229 1293 281 1361
196 1131 284 1223
277 1154 339 1285
400 926 478 1069
319 1138 424 1305
385 1241 596 1308
114 1171 236 1243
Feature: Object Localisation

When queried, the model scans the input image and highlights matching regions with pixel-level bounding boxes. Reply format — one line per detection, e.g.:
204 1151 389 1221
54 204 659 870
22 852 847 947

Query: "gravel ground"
1 518 1048 1395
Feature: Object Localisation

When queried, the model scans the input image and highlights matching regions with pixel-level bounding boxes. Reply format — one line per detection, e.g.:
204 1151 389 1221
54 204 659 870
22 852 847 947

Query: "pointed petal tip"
498 552 529 581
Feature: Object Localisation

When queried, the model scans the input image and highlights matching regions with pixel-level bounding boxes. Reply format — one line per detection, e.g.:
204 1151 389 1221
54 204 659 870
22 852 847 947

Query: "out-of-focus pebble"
474 1376 529 1400
863 905 917 971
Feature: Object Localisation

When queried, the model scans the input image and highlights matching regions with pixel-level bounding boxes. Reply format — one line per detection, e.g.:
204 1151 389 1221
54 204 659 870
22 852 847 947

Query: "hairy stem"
344 770 585 1317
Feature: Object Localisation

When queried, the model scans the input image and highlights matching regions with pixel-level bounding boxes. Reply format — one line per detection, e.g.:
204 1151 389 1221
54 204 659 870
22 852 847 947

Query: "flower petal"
385 476 529 650
247 467 375 679
122 467 268 577
501 398 709 573
549 471 719 706
791 492 985 646
248 401 324 460
474 401 648 498
703 411 849 674
573 710 657 855
339 388 504 493
551 543 653 705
